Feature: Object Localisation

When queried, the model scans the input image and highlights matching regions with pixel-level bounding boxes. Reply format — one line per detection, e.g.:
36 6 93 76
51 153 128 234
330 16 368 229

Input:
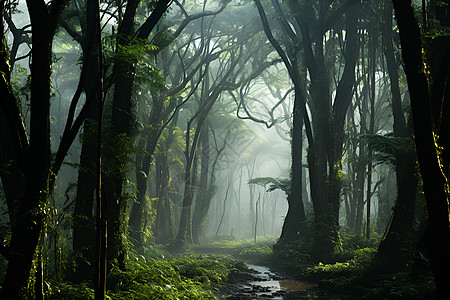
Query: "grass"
196 236 276 264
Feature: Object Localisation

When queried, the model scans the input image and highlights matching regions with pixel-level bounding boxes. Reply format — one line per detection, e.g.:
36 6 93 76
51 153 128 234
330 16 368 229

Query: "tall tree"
256 0 360 260
101 0 171 269
127 0 229 247
0 0 99 296
57 0 104 282
392 0 450 298
377 0 417 270
254 0 308 244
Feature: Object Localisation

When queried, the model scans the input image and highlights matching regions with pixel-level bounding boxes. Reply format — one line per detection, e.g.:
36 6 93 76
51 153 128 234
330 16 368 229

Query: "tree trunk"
129 92 164 246
72 121 97 280
72 35 101 280
255 0 307 244
279 85 306 241
377 2 418 270
366 30 376 239
192 125 211 245
311 3 359 259
1 1 57 296
104 0 170 267
175 115 203 246
392 1 450 298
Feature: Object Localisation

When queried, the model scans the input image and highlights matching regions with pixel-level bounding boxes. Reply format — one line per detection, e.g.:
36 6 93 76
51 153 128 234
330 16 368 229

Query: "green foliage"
107 35 166 91
10 65 29 102
339 229 381 252
47 282 95 300
46 253 244 299
359 134 414 166
236 245 272 263
310 248 376 276
271 238 315 272
151 29 175 51
303 247 434 299
103 132 136 175
424 28 450 39
362 272 434 299
248 177 290 194
106 254 242 299
205 237 276 264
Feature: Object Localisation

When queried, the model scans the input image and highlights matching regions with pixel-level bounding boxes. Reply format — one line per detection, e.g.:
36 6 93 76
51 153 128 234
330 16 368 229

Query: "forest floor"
43 236 435 299
194 239 356 299
217 263 346 300
194 237 435 300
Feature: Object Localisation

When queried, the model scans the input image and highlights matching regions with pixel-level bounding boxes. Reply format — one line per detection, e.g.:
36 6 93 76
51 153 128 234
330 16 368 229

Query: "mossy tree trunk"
103 0 171 268
392 0 450 298
0 1 70 297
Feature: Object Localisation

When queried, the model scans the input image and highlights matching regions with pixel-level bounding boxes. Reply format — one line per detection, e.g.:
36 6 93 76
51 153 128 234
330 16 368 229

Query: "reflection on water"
227 264 347 299
279 279 317 291
246 264 320 299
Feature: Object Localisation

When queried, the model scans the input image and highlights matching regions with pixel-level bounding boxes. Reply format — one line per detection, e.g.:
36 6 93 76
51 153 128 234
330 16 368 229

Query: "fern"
359 134 414 166
248 177 290 194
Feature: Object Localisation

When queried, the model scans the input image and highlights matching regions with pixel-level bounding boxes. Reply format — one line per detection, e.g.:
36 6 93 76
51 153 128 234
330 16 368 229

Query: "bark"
192 125 210 245
392 1 450 298
346 107 358 229
175 111 204 246
175 43 242 246
103 0 140 269
154 151 172 241
155 107 180 241
72 118 97 281
377 2 418 270
309 2 359 259
1 1 104 295
427 1 450 175
354 77 368 235
0 109 25 235
376 170 394 233
247 160 256 238
279 84 306 241
72 0 103 279
255 0 307 243
0 1 64 297
123 0 224 250
129 92 165 246
104 0 170 268
366 31 376 239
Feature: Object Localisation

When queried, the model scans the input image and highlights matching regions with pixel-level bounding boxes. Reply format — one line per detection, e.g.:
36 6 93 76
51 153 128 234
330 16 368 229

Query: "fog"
1 0 439 298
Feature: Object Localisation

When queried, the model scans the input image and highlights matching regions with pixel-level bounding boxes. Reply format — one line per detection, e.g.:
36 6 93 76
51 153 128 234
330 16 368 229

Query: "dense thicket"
0 0 449 298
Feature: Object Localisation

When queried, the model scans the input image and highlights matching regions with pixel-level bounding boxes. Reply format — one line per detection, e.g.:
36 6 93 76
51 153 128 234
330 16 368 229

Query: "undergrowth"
270 229 434 299
302 246 434 299
46 252 246 299
201 236 276 264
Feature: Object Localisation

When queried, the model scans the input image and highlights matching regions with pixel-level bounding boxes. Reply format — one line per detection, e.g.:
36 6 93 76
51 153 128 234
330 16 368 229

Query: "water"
245 264 320 299
223 264 350 299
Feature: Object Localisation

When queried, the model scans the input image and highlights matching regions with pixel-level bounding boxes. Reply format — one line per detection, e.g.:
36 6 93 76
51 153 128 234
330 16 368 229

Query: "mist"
0 0 448 299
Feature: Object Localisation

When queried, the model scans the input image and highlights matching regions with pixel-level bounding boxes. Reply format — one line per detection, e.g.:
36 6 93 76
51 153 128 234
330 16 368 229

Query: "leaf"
359 134 414 166
248 177 290 194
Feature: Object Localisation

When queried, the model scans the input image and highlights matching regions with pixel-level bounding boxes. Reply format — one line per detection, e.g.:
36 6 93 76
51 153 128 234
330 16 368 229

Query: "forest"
0 0 449 299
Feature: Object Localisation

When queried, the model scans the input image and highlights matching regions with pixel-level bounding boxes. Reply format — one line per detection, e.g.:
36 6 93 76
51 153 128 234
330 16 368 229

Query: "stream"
222 264 327 299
